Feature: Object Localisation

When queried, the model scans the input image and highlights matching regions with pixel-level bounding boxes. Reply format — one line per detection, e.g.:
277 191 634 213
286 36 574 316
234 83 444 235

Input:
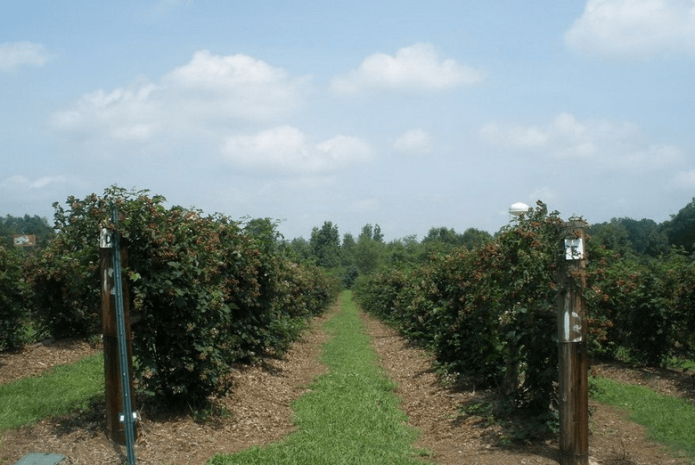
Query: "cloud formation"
480 112 684 171
220 126 374 174
0 41 52 72
393 129 434 154
1 175 66 190
331 43 485 94
51 50 307 142
565 0 695 58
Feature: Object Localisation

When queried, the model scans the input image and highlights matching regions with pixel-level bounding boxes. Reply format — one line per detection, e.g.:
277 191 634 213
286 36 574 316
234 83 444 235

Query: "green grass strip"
591 376 695 460
208 291 424 465
0 353 104 430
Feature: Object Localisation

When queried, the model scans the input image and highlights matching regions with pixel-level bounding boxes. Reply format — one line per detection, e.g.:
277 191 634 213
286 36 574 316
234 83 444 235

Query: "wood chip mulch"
2 301 694 465
360 310 693 465
0 308 333 465
0 339 101 385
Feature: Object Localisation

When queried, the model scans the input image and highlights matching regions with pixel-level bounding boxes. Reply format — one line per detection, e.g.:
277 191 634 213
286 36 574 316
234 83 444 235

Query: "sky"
2 0 695 241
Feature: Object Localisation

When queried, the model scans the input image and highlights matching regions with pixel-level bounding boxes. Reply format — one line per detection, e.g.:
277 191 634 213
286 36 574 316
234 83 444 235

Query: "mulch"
1 302 694 465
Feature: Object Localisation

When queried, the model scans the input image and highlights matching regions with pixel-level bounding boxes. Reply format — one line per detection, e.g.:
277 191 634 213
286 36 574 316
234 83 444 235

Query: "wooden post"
100 225 136 446
557 219 589 465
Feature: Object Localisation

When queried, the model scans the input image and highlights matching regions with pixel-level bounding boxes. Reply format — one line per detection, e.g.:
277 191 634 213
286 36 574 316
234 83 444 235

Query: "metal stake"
111 207 137 465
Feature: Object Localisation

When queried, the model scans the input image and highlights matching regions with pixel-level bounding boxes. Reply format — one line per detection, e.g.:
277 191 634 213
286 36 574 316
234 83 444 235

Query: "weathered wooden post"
557 219 589 465
100 213 137 456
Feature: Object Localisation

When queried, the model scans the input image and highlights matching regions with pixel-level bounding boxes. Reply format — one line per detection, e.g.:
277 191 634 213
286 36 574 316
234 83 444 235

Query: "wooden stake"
100 225 136 446
557 220 589 465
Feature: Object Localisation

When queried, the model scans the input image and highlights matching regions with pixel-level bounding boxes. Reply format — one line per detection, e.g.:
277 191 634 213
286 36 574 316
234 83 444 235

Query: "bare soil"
2 305 694 465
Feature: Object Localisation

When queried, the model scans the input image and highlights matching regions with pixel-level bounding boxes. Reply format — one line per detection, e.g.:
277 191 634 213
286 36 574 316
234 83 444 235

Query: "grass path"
591 376 695 460
0 353 104 430
208 291 425 465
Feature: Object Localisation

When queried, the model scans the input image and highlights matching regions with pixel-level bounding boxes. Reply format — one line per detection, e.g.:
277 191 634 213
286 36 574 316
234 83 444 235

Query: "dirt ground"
2 304 694 465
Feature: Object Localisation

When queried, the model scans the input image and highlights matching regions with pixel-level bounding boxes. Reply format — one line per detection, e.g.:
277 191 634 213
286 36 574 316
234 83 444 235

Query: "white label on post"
564 238 584 260
100 228 113 249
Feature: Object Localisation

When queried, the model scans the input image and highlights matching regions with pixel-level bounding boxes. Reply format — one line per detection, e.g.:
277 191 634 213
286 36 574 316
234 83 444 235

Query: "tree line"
287 221 493 287
0 214 55 248
285 197 695 287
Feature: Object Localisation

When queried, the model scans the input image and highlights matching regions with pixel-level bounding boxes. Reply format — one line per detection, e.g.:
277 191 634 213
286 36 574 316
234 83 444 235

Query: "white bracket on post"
564 238 584 260
100 228 113 249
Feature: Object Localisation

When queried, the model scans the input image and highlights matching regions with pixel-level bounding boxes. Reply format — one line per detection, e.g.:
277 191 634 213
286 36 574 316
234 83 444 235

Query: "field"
1 293 694 464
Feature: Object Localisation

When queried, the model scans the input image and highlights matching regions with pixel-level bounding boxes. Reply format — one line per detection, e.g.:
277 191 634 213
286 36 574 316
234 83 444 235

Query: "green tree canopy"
663 198 695 254
0 214 55 247
310 221 341 268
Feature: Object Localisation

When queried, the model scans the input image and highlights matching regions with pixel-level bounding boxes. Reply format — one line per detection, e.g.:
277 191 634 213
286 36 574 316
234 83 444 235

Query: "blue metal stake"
110 207 137 465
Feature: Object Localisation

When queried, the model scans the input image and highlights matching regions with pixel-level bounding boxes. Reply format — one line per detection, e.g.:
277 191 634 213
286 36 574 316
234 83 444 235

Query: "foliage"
0 214 55 248
589 218 669 258
0 246 30 351
584 247 695 366
356 196 695 430
421 226 492 257
26 199 103 338
355 202 563 420
26 186 339 403
309 221 341 268
662 197 695 255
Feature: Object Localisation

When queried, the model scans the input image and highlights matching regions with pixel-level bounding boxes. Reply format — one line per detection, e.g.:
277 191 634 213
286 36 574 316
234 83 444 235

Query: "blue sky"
2 0 695 241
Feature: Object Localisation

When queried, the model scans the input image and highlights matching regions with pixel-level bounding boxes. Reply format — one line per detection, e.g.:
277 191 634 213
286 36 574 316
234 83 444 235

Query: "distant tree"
310 221 341 268
244 218 283 256
460 228 492 250
423 226 461 246
341 232 356 267
0 214 55 248
662 198 695 254
385 235 422 269
589 221 634 257
620 218 669 256
353 233 381 276
421 226 466 258
289 237 313 263
590 217 670 258
373 224 384 243
360 224 374 241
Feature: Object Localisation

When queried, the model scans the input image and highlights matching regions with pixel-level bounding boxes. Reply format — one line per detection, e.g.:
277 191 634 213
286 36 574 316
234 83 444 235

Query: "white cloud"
565 0 695 58
480 124 549 148
393 129 433 154
51 83 160 141
1 175 66 189
220 126 373 174
481 112 684 171
331 43 485 94
0 41 52 72
51 50 306 142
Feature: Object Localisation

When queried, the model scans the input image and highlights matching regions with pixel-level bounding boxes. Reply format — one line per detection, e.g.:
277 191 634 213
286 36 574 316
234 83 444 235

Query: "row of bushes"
0 246 30 351
1 186 340 402
354 202 695 423
354 203 563 417
585 245 695 366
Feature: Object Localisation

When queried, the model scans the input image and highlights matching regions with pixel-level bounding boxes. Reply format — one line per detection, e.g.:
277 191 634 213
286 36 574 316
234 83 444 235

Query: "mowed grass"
208 291 424 465
0 353 104 430
591 376 695 461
